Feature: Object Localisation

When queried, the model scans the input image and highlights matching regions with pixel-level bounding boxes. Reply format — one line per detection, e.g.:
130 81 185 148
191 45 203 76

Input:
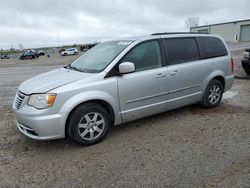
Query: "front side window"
164 38 199 65
71 41 132 73
122 40 162 72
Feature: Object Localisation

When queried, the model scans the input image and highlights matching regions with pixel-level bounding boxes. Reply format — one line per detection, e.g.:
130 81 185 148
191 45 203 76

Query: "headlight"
28 94 57 109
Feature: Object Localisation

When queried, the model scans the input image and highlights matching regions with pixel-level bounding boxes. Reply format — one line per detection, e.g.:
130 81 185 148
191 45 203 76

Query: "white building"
190 19 250 42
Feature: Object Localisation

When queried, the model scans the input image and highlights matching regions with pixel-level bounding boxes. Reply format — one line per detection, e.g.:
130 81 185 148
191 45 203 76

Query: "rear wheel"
67 103 111 146
201 79 224 108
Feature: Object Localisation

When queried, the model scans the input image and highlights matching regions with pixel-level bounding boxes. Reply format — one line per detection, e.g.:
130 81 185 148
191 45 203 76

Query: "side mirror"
119 62 135 74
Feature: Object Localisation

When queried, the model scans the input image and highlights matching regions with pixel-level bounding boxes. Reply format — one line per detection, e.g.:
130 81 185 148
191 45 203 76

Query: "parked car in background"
0 54 10 59
80 43 98 52
19 50 39 60
13 33 234 145
38 50 45 56
59 49 65 54
61 48 78 56
241 48 250 75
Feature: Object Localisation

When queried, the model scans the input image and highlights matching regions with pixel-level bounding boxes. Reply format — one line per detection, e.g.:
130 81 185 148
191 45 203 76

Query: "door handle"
170 70 179 75
155 73 166 78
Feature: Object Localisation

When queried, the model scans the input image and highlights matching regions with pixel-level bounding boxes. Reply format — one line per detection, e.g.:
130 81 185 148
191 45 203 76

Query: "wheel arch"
64 99 116 138
202 71 226 92
213 76 225 90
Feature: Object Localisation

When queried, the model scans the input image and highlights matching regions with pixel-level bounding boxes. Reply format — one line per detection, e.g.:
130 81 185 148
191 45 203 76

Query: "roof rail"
151 32 210 36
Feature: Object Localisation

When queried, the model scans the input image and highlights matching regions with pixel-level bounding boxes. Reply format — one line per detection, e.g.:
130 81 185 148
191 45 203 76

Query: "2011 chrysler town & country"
13 33 234 145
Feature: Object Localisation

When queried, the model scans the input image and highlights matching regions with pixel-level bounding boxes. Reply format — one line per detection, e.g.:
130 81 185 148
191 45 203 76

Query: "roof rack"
151 32 210 36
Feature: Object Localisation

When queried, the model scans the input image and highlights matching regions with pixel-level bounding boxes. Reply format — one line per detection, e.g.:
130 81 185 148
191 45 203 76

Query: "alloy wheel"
77 112 105 141
208 84 221 104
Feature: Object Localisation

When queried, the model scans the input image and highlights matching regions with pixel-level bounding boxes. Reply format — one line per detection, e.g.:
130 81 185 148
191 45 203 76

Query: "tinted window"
197 37 228 59
164 38 199 65
122 40 162 71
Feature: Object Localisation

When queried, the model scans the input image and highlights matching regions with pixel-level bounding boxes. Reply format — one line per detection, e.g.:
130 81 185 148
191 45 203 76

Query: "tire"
243 68 250 75
67 103 111 146
201 79 224 108
74 52 77 55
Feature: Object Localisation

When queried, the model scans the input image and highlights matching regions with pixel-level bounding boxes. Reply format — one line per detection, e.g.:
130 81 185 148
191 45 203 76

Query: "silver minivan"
13 33 234 145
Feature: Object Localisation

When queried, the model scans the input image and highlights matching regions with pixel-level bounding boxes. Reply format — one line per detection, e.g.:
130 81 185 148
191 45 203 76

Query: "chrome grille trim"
15 91 26 109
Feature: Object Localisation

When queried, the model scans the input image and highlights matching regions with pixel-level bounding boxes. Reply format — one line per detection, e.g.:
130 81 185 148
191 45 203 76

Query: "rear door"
117 40 169 122
164 37 209 109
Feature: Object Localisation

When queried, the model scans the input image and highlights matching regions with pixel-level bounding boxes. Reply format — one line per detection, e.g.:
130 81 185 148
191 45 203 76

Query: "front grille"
15 91 26 109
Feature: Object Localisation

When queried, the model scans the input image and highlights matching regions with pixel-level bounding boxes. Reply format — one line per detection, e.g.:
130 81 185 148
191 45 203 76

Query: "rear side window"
164 38 199 65
197 37 228 59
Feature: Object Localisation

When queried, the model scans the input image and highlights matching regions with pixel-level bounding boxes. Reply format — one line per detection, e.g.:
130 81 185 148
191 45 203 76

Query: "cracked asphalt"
0 46 249 188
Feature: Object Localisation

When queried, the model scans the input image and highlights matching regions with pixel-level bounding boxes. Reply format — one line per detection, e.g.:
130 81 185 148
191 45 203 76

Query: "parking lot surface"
0 49 249 187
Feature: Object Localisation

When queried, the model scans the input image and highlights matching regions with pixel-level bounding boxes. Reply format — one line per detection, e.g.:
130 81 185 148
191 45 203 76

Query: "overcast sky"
0 0 249 49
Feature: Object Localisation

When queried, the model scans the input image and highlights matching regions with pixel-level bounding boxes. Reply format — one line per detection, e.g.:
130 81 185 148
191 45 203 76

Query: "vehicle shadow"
235 74 250 80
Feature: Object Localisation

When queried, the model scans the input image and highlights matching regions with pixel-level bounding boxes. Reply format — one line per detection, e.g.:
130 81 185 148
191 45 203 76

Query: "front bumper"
13 106 65 140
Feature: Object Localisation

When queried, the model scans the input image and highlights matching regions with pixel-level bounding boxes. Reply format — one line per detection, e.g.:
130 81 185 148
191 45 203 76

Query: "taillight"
230 58 234 74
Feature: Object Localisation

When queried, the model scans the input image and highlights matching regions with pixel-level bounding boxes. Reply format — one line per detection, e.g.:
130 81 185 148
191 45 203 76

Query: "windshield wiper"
64 64 71 69
65 64 87 72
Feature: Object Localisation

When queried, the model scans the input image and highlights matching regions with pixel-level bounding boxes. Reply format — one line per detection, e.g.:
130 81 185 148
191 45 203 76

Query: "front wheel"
201 79 224 108
67 103 111 146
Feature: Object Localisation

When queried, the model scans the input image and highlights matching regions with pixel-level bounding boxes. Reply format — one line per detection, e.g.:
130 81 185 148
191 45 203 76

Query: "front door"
117 40 169 122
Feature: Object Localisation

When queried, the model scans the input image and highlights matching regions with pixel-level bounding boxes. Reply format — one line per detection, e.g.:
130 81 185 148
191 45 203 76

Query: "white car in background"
61 48 78 56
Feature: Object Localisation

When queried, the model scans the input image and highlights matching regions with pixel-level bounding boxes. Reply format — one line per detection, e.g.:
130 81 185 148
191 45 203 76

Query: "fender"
59 90 122 126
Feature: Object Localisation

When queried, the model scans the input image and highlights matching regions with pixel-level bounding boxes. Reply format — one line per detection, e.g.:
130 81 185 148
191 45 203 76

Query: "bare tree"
185 16 200 30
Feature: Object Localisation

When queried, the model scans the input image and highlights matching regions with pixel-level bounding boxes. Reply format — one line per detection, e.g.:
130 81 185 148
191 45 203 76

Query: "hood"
19 68 93 94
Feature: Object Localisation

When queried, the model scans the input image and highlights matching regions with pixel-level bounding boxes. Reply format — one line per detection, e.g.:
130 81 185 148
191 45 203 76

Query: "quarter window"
164 38 199 65
122 40 162 72
197 37 228 59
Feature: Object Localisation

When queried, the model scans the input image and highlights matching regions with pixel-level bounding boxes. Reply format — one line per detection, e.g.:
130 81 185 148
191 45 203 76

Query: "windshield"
71 41 132 73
